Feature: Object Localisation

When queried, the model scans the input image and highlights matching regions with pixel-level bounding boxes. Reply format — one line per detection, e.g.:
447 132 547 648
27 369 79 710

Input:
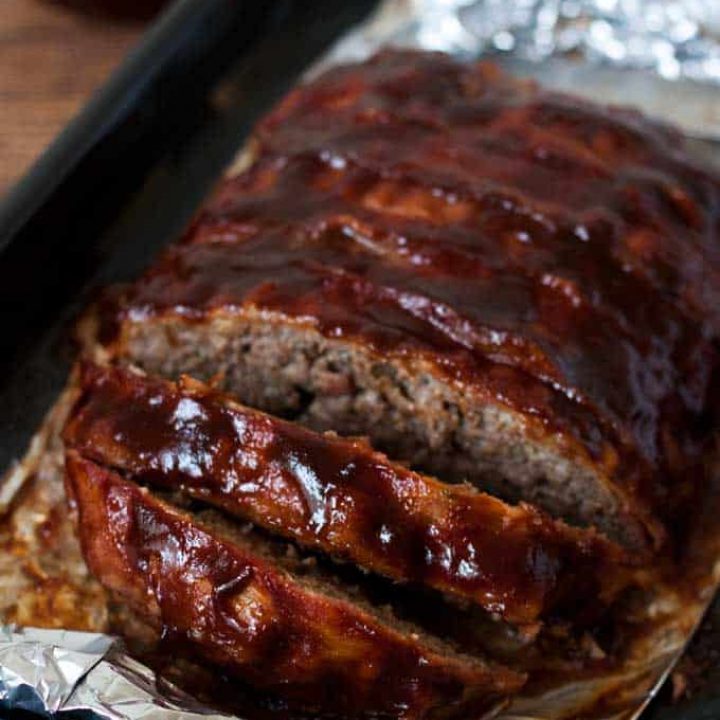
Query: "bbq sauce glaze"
66 453 523 719
64 363 630 626
110 51 720 546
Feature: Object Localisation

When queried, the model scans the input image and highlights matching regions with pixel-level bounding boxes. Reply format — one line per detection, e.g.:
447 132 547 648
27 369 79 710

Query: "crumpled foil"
0 626 234 719
1 1 719 719
318 0 720 140
322 0 720 80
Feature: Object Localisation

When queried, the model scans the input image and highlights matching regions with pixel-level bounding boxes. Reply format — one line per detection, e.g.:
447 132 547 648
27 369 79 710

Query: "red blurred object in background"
47 0 169 21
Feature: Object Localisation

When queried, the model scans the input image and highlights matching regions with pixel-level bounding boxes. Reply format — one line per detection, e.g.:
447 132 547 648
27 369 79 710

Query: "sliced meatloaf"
63 362 631 626
65 451 523 718
97 50 720 551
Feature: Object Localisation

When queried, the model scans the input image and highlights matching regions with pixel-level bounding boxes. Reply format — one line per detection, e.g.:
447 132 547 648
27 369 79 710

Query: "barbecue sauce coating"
65 452 523 718
114 51 720 547
64 363 630 625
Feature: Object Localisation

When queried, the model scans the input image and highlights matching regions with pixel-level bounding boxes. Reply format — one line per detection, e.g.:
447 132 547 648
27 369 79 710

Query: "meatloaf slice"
106 304 657 552
65 452 523 719
63 362 631 626
97 51 720 551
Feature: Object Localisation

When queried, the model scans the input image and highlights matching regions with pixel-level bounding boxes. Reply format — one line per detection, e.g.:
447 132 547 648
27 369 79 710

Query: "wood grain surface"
0 0 152 197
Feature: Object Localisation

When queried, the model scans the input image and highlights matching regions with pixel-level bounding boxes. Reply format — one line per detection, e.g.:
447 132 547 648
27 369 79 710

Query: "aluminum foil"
0 626 234 719
1 1 720 719
317 0 720 140
321 0 720 80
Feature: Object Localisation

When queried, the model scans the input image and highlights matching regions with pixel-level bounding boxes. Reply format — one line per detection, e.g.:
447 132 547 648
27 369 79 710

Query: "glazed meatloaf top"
65 452 523 718
63 362 631 626
102 50 720 548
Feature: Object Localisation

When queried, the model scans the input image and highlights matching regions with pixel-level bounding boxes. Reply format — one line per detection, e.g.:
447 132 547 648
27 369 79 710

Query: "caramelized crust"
106 51 720 548
64 363 631 625
64 452 523 718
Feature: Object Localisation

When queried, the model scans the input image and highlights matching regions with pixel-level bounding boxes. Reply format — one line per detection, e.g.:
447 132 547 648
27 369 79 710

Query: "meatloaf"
63 362 631 626
65 451 523 718
97 50 720 552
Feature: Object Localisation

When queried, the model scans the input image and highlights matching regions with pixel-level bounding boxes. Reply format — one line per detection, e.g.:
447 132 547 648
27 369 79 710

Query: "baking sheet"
1 1 719 718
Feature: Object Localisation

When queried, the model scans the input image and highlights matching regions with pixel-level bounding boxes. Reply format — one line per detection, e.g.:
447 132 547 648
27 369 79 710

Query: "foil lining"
0 626 234 719
321 0 720 82
1 1 720 719
318 0 720 139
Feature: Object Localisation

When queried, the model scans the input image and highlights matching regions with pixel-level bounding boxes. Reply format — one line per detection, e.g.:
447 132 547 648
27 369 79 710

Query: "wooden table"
0 0 152 197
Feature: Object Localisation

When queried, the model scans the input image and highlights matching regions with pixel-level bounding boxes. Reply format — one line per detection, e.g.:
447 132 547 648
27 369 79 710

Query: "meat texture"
64 452 523 719
63 362 631 626
98 50 720 551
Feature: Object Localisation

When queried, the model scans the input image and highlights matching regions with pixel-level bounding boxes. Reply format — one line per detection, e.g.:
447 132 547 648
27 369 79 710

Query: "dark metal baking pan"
0 0 377 476
0 0 716 717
